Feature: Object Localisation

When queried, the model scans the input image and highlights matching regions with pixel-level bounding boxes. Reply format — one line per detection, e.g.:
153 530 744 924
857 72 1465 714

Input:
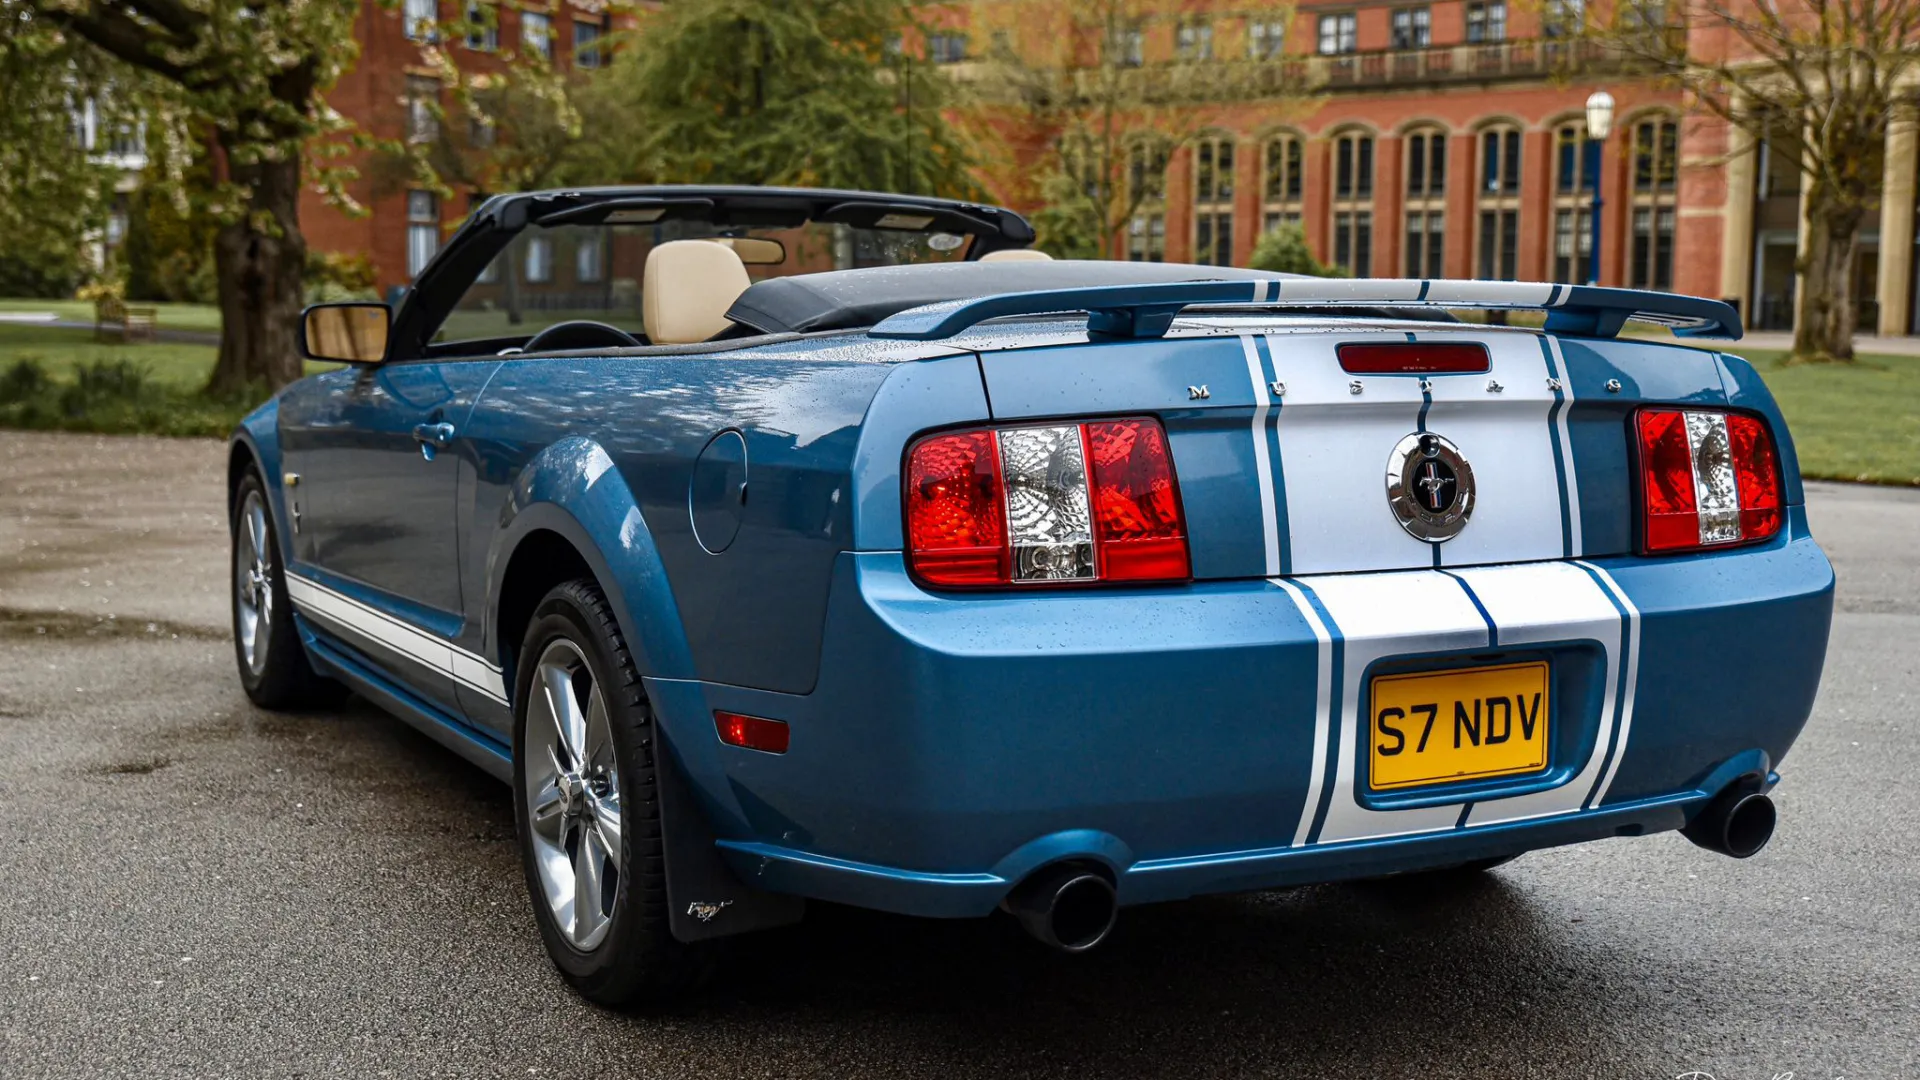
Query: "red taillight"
1084 419 1190 581
1338 342 1490 374
905 430 1006 586
1636 408 1783 553
714 711 789 753
904 417 1189 588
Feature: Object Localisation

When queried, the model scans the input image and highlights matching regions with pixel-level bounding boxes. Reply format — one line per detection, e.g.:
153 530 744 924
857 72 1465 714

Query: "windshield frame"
385 186 1036 364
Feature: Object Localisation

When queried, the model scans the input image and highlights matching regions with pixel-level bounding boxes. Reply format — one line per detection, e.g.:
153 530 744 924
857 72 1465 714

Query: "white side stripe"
1241 335 1281 577
286 575 507 704
1273 579 1333 847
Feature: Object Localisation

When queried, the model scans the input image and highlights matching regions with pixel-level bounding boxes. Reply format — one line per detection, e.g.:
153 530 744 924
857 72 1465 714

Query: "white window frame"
1317 13 1357 55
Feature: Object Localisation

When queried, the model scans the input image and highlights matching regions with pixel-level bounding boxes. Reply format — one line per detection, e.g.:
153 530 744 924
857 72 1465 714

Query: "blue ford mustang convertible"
228 186 1834 1004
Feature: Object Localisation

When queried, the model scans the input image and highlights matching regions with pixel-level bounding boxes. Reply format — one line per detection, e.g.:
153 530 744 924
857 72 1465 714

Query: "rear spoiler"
868 278 1742 342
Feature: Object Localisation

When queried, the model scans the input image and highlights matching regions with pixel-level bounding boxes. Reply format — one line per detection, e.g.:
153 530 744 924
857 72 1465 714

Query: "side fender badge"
1187 385 1210 400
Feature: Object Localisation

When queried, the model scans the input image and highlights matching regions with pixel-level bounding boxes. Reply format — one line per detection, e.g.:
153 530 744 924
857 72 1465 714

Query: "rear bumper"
649 509 1833 918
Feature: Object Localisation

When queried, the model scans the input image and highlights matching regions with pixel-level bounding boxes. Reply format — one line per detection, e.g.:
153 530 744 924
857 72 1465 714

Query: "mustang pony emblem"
1386 432 1476 542
686 900 734 923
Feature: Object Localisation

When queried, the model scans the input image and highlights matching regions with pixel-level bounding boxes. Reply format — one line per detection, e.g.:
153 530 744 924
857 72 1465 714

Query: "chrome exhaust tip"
1682 786 1776 859
1003 863 1118 953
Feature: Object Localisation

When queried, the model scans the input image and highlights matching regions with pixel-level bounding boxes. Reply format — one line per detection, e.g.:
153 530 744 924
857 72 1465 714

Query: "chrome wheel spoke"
589 795 622 868
529 783 567 844
572 826 610 946
539 661 589 770
584 685 614 775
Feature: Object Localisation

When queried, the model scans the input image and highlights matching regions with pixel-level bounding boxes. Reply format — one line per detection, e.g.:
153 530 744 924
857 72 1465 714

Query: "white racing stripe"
1240 335 1281 576
1298 570 1491 844
1281 561 1641 844
1424 333 1566 568
1450 562 1622 826
1573 561 1641 807
286 575 507 704
1542 334 1585 556
1273 579 1334 847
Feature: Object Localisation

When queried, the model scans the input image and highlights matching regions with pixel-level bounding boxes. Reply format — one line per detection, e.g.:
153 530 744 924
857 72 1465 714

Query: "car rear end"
691 294 1833 929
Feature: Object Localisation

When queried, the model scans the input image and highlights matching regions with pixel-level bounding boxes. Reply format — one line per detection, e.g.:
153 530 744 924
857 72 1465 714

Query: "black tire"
512 579 707 1007
230 468 342 710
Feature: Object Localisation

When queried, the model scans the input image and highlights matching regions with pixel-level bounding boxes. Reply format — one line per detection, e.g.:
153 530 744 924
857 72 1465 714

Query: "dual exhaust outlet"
1003 784 1775 953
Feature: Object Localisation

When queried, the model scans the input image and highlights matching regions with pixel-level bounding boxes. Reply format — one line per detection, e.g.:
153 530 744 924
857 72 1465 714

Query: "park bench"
94 296 159 343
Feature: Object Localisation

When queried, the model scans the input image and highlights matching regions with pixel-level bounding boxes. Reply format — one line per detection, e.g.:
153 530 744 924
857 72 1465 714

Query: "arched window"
1476 124 1522 280
1628 115 1679 290
1262 133 1305 233
1330 131 1374 276
1551 120 1598 283
1126 141 1168 262
1192 134 1236 266
1404 127 1448 278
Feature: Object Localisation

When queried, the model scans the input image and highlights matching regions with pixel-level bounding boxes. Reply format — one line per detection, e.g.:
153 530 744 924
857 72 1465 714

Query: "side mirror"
301 302 390 364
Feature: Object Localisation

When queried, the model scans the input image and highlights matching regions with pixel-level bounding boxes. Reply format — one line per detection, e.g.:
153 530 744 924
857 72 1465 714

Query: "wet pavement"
1 430 1916 1079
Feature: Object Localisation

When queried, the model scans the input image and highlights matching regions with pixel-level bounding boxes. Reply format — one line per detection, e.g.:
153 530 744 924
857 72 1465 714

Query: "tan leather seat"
978 249 1054 263
643 240 752 345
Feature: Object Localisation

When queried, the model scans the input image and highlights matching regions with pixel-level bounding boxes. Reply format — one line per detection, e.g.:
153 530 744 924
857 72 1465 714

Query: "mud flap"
657 731 805 943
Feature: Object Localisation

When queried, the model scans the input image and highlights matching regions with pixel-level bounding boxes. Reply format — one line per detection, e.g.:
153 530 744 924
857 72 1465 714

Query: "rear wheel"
513 579 707 1006
230 468 340 709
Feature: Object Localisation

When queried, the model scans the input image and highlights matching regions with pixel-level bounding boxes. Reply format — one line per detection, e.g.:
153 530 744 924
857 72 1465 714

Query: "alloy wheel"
523 639 623 952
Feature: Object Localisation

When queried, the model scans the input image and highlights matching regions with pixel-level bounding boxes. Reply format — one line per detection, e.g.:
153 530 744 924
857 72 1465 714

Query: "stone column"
1877 111 1917 335
1718 116 1758 315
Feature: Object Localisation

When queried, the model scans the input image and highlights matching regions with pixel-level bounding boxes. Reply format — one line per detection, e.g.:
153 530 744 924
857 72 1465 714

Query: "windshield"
434 218 973 347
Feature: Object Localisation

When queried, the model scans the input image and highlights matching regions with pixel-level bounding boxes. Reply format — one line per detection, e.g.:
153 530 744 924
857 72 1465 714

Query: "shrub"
1248 224 1346 278
0 358 50 404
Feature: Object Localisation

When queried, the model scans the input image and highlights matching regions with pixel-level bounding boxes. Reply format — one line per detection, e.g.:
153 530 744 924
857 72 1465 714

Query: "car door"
278 359 499 718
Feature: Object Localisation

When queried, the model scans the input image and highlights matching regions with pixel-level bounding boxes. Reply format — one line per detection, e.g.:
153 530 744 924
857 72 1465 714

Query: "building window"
1262 133 1305 232
1465 1 1507 43
1544 0 1585 37
576 234 604 283
407 191 438 279
1110 25 1144 66
1249 18 1285 58
404 0 437 42
525 235 553 283
929 31 968 63
406 75 439 145
1331 132 1374 276
468 114 495 149
1177 19 1213 60
1551 121 1598 283
1391 7 1431 49
1126 141 1167 262
464 2 498 50
1192 135 1235 266
1318 13 1357 55
573 19 604 68
521 10 551 59
1405 128 1447 278
1629 116 1679 289
1477 126 1522 279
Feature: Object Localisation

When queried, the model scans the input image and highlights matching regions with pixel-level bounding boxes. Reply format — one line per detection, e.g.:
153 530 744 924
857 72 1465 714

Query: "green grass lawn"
0 322 220 388
0 297 224 333
1720 348 1920 486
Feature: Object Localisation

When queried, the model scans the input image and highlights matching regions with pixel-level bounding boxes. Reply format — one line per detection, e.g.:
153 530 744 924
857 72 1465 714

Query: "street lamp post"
1585 90 1616 287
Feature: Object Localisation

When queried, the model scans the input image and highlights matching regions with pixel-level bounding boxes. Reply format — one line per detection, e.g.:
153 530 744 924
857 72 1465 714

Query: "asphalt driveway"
1 430 1915 1079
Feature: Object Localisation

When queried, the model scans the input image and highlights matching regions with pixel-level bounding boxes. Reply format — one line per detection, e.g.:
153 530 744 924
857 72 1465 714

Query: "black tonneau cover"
725 261 1460 335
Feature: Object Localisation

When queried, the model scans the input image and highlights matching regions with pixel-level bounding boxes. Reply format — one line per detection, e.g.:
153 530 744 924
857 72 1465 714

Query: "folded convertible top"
723 261 1460 336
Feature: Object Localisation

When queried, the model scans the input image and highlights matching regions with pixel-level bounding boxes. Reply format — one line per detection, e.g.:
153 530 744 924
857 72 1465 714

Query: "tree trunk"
1792 200 1864 363
205 141 308 395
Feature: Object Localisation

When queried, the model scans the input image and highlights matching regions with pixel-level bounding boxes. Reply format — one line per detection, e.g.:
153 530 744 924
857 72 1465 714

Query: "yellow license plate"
1369 661 1550 791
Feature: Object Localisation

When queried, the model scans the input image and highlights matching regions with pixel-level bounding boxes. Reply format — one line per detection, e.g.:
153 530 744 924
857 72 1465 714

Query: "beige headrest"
979 248 1054 263
643 240 752 345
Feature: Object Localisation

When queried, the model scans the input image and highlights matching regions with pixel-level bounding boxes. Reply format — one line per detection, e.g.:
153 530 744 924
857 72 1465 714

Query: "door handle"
411 422 455 460
411 422 455 448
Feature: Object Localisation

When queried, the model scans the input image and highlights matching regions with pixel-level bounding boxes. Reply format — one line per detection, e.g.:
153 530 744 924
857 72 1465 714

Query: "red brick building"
309 0 1920 336
302 0 626 298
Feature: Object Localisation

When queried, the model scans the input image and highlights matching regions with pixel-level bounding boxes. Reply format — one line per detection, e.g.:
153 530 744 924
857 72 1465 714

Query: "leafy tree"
1610 0 1920 362
967 0 1312 260
13 0 366 392
0 4 134 298
599 0 977 195
1248 223 1343 277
